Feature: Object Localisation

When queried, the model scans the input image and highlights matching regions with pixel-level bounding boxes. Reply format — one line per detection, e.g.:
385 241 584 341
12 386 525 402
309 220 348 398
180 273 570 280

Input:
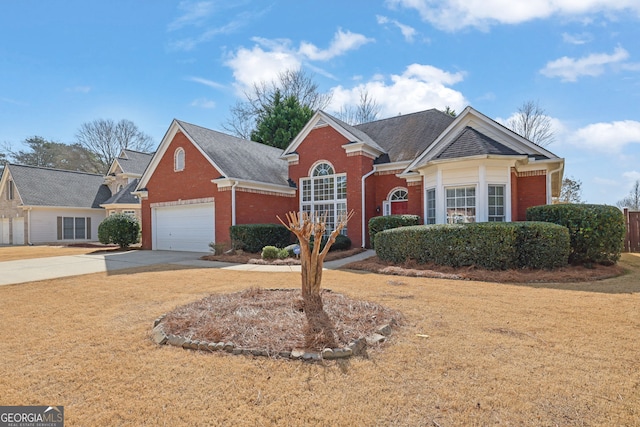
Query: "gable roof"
177 120 289 186
6 164 111 208
433 126 521 160
137 120 290 191
101 179 140 206
113 149 153 176
404 106 562 172
355 109 455 163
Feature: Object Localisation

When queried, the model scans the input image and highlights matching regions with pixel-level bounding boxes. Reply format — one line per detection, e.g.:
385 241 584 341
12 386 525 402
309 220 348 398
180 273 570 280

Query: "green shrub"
261 246 280 260
98 213 140 249
375 222 570 270
307 233 352 252
230 224 292 253
368 215 421 249
527 204 625 265
278 248 290 259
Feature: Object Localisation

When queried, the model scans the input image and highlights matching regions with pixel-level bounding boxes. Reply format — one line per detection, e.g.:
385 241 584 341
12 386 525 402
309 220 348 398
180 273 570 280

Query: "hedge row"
230 224 292 253
527 204 625 265
375 222 570 270
368 214 421 249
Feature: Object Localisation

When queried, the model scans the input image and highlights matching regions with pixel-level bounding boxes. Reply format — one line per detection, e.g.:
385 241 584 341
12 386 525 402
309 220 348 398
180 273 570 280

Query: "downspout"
361 168 376 248
26 207 32 245
547 163 564 204
231 180 239 226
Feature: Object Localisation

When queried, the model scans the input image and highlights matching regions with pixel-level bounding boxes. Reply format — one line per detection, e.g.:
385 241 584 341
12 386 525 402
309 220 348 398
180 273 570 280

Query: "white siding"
29 208 107 244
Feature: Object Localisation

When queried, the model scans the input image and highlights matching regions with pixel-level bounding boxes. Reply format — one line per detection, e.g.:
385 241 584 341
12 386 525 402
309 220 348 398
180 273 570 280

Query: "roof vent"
314 118 327 128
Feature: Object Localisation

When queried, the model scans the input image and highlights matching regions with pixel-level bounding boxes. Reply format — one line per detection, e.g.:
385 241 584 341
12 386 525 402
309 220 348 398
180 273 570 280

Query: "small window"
123 210 136 217
174 147 185 172
7 180 14 200
426 188 436 224
58 217 91 240
488 185 506 222
312 162 334 177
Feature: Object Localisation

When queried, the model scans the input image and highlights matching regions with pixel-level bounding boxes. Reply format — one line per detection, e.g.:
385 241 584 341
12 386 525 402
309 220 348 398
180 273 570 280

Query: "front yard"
0 255 639 425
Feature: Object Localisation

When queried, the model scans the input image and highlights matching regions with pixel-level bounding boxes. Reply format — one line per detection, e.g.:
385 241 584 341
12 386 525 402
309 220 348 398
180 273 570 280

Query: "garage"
153 202 214 252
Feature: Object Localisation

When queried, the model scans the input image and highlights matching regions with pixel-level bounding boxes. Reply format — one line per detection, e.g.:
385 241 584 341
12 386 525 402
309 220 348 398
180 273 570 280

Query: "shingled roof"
8 164 111 208
433 126 521 160
355 109 455 163
116 150 153 175
101 179 140 205
177 120 289 186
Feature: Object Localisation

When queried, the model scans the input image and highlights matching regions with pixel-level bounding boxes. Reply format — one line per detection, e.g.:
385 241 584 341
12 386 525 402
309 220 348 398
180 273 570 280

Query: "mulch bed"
201 247 366 264
159 287 403 354
342 256 626 283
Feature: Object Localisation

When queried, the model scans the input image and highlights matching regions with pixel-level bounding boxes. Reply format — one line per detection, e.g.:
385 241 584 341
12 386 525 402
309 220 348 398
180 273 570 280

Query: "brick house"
135 106 564 252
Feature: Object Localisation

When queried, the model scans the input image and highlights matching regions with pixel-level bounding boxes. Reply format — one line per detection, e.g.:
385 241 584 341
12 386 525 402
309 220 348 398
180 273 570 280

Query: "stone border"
151 314 396 361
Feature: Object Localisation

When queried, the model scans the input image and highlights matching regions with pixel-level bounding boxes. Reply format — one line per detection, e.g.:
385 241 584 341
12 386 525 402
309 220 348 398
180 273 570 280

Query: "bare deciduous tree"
335 89 381 125
617 180 640 210
75 119 154 172
507 100 555 147
557 176 583 204
223 69 331 140
278 210 354 349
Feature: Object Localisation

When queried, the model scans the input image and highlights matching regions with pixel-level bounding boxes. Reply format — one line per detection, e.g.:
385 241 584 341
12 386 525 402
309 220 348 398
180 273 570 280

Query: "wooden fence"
624 208 640 252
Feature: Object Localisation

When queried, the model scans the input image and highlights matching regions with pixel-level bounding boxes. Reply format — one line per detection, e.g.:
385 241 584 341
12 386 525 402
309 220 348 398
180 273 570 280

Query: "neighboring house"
0 165 111 245
101 149 154 221
135 106 564 252
0 149 153 245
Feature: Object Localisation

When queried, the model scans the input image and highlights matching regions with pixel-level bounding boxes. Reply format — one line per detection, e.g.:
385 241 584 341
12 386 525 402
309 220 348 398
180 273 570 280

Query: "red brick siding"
140 131 223 249
234 190 296 228
407 182 423 218
514 174 547 221
289 126 375 247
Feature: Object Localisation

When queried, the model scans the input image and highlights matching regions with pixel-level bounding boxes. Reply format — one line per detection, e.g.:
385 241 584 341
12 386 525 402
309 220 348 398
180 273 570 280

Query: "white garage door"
154 203 214 252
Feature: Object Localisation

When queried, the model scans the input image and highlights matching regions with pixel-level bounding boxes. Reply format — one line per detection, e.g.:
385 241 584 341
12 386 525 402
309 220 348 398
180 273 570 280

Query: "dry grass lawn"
0 244 115 261
1 255 639 425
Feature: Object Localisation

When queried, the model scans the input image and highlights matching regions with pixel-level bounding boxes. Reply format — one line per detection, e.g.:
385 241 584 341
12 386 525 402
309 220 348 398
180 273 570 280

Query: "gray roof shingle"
116 150 153 175
355 109 455 162
433 126 522 160
8 164 111 208
101 179 140 205
177 120 289 186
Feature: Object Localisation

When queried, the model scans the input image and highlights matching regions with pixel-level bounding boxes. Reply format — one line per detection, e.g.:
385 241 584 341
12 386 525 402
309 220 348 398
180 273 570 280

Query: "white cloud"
298 29 373 61
329 64 467 117
386 0 640 31
168 20 243 51
623 171 640 182
562 32 592 45
540 46 629 82
186 76 225 90
168 1 215 31
376 15 418 42
225 43 301 91
190 98 216 109
570 120 640 152
225 29 372 91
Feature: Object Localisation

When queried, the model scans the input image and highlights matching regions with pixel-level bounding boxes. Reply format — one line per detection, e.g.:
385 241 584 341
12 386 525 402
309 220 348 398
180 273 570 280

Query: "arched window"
301 161 347 235
174 147 185 172
383 187 409 216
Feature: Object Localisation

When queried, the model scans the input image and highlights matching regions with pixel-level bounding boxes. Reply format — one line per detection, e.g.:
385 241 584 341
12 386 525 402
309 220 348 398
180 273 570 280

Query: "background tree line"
1 119 154 174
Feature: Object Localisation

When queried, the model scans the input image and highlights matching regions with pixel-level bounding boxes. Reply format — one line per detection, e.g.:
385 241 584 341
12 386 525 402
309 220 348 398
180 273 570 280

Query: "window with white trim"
446 186 476 223
174 147 185 172
488 185 505 222
300 162 347 235
123 210 136 217
426 188 436 224
57 217 91 240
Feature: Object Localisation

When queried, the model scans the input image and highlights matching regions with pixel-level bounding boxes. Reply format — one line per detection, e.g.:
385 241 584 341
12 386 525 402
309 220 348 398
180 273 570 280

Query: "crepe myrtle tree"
278 210 354 348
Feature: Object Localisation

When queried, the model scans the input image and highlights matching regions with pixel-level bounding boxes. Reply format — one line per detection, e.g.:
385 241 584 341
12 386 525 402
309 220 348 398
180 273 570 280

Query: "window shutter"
57 217 62 240
87 217 91 240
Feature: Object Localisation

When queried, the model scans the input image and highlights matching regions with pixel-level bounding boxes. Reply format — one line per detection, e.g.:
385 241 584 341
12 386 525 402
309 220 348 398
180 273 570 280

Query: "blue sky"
2 0 640 205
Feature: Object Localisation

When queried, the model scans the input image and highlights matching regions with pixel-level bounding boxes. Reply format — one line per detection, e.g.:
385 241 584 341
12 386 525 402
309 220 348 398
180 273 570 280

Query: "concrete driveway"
0 250 219 286
0 249 376 286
